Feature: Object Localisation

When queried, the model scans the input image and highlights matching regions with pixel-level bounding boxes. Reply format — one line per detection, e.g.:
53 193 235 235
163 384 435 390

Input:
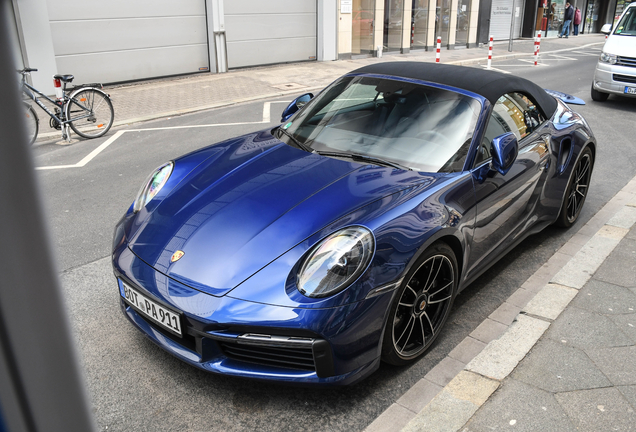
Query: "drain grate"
272 82 306 90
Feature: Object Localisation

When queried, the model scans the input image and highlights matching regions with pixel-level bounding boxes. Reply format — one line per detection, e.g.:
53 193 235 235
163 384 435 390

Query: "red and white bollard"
534 31 542 66
487 36 493 69
436 36 441 63
411 22 415 45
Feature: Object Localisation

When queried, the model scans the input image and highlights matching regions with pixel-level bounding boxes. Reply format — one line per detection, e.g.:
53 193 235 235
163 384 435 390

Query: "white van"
591 2 636 101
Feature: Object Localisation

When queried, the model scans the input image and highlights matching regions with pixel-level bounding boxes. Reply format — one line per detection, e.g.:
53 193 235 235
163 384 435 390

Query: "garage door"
490 0 523 40
225 0 317 69
48 0 209 84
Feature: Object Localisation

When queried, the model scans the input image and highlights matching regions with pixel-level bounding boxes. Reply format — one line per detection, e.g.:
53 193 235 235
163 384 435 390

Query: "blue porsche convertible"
112 63 595 385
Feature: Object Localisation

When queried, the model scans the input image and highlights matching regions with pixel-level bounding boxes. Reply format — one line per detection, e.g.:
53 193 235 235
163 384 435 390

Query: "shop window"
455 0 470 46
384 0 404 52
352 0 375 55
411 0 428 50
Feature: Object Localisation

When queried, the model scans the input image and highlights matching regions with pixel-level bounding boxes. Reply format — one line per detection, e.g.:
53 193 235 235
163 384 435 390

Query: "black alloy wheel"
556 147 593 228
382 242 458 365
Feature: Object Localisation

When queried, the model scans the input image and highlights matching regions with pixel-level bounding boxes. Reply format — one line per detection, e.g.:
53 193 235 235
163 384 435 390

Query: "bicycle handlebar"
18 68 38 74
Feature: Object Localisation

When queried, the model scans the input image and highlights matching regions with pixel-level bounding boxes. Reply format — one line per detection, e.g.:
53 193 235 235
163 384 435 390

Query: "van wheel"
591 86 609 102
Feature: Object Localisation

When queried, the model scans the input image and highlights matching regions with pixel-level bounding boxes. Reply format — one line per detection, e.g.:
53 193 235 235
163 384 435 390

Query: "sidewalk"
39 33 606 140
383 177 636 432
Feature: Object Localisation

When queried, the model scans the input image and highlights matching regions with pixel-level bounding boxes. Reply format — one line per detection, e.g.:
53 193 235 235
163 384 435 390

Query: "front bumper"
593 61 636 97
113 245 392 386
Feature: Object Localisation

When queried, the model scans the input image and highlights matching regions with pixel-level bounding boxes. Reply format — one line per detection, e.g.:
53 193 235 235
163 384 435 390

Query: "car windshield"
278 75 482 173
615 6 636 35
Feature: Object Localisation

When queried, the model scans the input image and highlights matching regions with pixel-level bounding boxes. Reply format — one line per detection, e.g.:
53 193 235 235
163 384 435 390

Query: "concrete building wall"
224 0 317 69
47 0 208 84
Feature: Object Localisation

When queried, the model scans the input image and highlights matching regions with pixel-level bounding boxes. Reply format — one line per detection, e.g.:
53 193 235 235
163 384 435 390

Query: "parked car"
113 63 595 386
591 1 636 101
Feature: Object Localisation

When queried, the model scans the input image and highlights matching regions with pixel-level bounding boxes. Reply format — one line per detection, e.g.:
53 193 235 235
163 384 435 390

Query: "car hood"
604 34 636 57
128 130 439 297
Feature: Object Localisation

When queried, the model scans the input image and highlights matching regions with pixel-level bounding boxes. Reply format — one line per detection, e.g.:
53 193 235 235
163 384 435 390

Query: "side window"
474 93 545 166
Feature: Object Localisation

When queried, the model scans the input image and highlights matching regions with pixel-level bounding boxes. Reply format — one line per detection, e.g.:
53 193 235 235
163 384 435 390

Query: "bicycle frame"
22 82 67 125
22 80 96 127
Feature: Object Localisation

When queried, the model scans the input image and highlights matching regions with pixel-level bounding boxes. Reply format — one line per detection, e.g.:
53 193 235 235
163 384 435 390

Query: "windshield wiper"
315 151 412 171
277 127 313 153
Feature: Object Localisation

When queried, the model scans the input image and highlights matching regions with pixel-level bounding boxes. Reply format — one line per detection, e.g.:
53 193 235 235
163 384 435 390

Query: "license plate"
121 281 182 336
625 86 636 94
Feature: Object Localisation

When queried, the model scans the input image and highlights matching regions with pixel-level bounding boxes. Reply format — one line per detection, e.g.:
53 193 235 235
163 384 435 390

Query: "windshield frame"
613 5 636 36
278 73 488 173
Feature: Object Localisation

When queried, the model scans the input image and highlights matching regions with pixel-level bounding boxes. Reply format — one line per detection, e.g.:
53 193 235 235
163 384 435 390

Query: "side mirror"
281 93 313 123
600 23 612 34
491 132 518 176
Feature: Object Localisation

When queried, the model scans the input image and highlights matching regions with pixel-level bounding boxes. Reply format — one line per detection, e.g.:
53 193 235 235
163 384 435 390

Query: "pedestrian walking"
573 7 582 35
558 2 574 38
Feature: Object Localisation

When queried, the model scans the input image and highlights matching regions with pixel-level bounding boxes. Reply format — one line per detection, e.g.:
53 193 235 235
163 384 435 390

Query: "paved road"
33 48 636 431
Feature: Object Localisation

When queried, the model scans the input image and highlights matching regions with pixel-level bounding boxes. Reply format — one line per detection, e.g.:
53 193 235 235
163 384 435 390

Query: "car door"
465 93 550 281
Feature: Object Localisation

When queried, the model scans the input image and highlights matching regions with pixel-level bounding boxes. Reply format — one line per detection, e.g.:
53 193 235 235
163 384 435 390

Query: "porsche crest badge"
171 250 185 263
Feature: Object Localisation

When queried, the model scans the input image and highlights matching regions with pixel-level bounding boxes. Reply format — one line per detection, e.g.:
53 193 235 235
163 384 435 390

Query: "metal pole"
508 0 516 52
0 3 96 431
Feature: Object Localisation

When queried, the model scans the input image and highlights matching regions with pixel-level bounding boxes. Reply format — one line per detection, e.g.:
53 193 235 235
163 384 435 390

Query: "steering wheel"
415 130 448 143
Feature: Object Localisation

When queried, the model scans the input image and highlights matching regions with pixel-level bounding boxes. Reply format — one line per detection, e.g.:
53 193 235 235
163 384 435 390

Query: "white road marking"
494 62 545 66
480 65 511 74
546 54 578 60
125 121 265 132
518 59 550 66
36 101 291 171
36 130 125 170
571 51 602 56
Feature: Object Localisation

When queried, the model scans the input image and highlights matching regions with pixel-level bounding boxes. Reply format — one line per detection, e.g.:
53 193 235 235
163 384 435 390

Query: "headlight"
133 162 173 213
600 52 617 64
297 227 375 298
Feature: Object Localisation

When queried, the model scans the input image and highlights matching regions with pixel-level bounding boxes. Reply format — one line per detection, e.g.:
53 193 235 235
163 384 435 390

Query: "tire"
381 242 458 366
590 86 609 102
66 88 114 139
24 104 39 145
555 147 594 228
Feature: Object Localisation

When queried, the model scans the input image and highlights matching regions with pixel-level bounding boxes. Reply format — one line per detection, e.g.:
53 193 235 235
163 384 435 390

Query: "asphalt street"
32 49 636 432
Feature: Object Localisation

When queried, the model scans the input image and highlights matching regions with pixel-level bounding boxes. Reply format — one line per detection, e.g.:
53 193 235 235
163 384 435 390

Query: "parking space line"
481 65 511 74
546 54 578 60
36 131 125 170
518 59 549 65
36 101 291 171
571 51 602 56
126 121 265 132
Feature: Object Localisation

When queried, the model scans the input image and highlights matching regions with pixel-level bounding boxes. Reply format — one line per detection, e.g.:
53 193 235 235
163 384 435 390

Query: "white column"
318 0 338 61
206 0 227 73
14 0 57 94
402 1 413 53
426 0 437 50
374 0 385 56
468 0 480 47
449 0 459 48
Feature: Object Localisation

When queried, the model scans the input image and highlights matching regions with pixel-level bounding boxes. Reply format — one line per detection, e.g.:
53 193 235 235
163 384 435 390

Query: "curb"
364 175 636 432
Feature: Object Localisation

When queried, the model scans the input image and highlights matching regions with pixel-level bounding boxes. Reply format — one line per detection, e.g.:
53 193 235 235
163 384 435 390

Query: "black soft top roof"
351 62 557 117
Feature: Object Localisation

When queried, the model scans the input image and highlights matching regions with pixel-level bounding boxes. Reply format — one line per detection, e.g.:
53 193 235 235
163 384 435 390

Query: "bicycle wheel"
66 88 114 139
23 104 39 145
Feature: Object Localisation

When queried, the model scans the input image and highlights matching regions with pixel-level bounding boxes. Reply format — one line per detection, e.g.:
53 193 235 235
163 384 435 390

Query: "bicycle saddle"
54 74 74 83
